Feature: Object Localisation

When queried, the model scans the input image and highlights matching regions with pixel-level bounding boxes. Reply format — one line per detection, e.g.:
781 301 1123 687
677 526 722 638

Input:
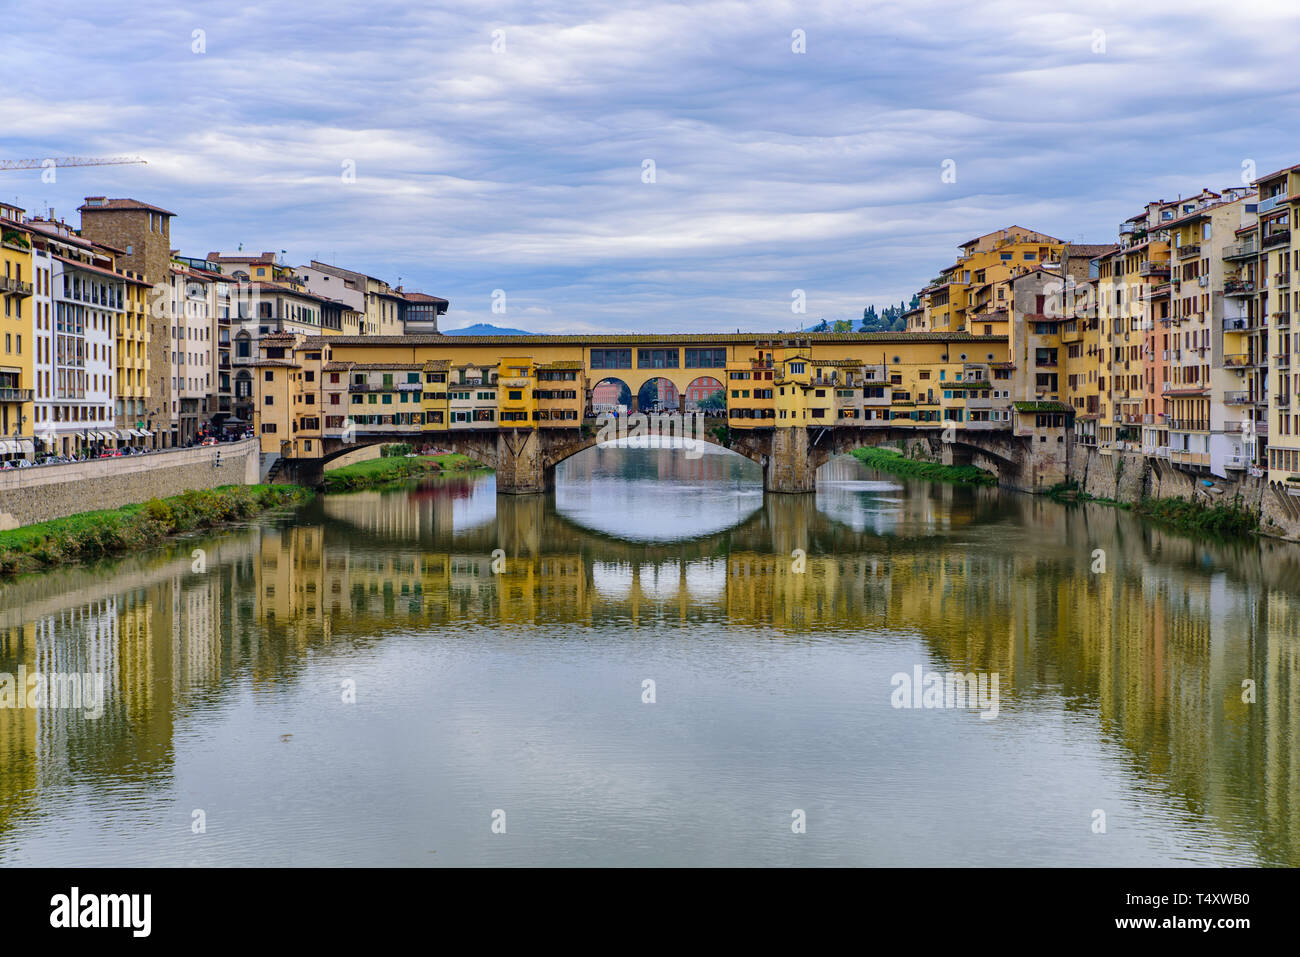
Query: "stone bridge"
284 419 1056 494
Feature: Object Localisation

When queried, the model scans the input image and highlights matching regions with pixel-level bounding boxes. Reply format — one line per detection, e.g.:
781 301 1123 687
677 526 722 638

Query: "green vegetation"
1134 497 1257 538
323 453 484 492
1047 481 1256 538
0 484 310 577
851 446 997 486
379 443 414 457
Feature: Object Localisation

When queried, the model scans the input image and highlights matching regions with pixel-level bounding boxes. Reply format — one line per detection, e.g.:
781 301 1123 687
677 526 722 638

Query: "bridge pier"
763 427 819 493
494 429 555 494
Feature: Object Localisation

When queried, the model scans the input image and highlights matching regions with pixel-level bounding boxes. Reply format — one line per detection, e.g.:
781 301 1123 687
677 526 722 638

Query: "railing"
1277 273 1292 288
1276 312 1291 328
1138 261 1170 277
1167 419 1209 431
1223 317 1250 331
1223 391 1251 404
1263 228 1291 247
0 276 33 296
1223 278 1255 296
1222 455 1247 470
0 387 34 402
1223 240 1258 260
1176 243 1201 259
1257 194 1285 214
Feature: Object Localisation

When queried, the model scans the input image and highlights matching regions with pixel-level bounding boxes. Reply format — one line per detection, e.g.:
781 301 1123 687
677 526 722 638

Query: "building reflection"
0 468 1297 862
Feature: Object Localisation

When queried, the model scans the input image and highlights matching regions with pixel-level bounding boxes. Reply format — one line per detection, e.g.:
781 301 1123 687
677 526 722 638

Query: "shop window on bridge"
638 348 679 369
684 348 726 368
426 372 447 383
590 349 632 369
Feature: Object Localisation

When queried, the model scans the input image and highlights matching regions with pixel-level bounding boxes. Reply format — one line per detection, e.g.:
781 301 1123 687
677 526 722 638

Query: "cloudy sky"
3 0 1299 333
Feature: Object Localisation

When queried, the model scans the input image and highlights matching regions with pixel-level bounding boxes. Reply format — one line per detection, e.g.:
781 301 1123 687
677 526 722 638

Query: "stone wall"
0 439 260 530
1065 445 1300 542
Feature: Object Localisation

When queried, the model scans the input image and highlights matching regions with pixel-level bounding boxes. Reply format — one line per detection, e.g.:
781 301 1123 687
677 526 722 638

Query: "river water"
0 446 1296 866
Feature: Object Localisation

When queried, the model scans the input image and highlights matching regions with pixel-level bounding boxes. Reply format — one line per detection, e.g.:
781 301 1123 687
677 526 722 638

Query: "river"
0 446 1296 866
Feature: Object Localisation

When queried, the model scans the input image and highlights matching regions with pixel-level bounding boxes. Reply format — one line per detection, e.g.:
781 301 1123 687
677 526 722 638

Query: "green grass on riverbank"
1134 497 1258 538
850 446 997 486
0 484 311 577
323 453 485 492
1048 480 1257 538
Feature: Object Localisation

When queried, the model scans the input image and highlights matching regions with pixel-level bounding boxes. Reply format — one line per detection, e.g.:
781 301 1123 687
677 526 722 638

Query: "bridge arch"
589 377 632 414
636 376 681 413
684 376 725 413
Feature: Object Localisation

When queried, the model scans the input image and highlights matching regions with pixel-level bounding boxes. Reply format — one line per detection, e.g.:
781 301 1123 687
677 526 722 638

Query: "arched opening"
637 377 680 414
684 376 725 414
590 377 633 415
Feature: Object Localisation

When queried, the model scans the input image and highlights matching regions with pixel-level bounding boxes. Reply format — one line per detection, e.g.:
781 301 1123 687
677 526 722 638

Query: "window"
638 348 679 369
684 348 726 368
508 390 522 400
590 349 631 369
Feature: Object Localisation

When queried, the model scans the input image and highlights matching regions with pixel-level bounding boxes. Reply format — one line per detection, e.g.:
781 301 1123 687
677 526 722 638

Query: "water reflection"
0 450 1296 866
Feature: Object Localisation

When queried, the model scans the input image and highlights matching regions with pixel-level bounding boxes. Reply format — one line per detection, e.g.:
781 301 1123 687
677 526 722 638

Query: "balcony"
1222 455 1247 470
1277 273 1293 289
396 382 423 392
1176 243 1201 259
1223 318 1251 333
1138 261 1170 277
1119 222 1137 235
0 276 33 297
1223 391 1251 405
1278 354 1291 369
1257 194 1286 214
1276 312 1291 328
1223 278 1256 297
1263 229 1291 248
0 387 33 402
1223 240 1259 261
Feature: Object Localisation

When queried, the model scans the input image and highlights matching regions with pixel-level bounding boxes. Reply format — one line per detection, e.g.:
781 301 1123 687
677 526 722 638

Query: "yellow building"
918 227 1066 334
497 357 534 426
1254 163 1300 485
0 203 34 460
115 270 151 442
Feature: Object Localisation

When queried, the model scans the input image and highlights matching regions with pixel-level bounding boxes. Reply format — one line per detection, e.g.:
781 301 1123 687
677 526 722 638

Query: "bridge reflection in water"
0 448 1297 865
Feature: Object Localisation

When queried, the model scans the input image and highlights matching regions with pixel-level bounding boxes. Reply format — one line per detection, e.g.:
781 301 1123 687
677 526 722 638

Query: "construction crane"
0 156 146 171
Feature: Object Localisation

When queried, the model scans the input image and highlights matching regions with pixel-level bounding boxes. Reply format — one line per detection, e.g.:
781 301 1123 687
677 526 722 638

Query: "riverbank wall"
0 439 261 530
1065 447 1300 542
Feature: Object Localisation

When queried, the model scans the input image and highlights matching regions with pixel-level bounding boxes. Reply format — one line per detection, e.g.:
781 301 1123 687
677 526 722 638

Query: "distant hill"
443 323 534 336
